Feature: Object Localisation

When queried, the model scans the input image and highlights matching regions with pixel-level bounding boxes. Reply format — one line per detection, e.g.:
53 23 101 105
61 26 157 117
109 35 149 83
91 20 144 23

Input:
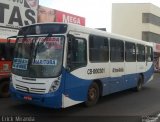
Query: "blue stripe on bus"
62 70 92 101
144 65 154 83
101 73 138 95
10 64 154 108
63 64 154 101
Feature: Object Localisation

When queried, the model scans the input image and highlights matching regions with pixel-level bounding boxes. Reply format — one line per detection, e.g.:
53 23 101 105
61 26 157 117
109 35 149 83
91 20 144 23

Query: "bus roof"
21 22 153 47
67 23 153 46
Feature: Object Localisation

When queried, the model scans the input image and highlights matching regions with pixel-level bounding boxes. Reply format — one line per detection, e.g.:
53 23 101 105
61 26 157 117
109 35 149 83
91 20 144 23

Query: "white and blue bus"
10 23 154 108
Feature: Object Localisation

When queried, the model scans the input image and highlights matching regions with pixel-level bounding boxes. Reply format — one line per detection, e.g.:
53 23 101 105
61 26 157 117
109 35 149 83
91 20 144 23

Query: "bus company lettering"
62 14 81 25
112 68 124 73
32 59 57 65
12 58 28 70
87 68 105 75
13 58 28 64
36 37 61 44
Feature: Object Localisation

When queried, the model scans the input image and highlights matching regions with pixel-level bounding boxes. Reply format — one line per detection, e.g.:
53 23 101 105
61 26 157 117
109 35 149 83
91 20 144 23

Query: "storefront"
153 43 160 71
0 0 39 39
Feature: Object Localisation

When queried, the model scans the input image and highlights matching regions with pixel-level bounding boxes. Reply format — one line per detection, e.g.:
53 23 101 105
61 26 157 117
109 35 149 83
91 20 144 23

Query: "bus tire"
135 75 143 92
85 82 100 107
0 81 10 98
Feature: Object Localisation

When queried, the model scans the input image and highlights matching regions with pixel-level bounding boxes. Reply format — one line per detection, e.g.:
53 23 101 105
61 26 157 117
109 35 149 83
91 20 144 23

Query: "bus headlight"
49 80 60 93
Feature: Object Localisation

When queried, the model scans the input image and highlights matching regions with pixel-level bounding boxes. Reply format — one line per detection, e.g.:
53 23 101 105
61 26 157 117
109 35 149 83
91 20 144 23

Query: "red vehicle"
0 37 15 97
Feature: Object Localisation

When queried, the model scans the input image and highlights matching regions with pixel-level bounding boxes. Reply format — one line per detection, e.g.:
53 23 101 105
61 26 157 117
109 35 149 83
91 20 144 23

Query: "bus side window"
146 46 153 62
89 35 109 62
125 42 136 62
110 39 124 62
137 44 145 62
67 35 87 71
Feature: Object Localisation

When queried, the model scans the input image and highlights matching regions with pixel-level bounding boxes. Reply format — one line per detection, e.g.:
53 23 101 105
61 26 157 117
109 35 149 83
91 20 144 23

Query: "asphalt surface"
0 73 160 122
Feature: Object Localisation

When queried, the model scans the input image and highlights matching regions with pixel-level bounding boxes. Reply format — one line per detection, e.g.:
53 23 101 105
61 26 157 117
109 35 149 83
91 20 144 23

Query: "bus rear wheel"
85 82 100 107
135 75 143 92
0 81 10 98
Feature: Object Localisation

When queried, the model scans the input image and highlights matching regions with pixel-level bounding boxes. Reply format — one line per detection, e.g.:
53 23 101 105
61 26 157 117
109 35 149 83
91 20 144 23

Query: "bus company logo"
112 68 124 73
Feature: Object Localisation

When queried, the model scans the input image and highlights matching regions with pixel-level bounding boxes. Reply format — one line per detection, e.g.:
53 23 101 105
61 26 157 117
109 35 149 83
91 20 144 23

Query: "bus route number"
87 68 105 75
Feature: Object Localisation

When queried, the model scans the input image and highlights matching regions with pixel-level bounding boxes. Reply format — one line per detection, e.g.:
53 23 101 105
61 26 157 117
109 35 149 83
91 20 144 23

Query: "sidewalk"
153 72 160 81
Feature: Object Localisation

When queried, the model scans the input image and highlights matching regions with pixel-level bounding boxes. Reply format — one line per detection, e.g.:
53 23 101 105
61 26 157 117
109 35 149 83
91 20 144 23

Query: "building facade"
112 3 160 70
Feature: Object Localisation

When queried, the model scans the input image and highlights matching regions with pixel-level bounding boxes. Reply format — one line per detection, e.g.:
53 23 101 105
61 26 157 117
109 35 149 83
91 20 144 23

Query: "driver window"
68 37 87 71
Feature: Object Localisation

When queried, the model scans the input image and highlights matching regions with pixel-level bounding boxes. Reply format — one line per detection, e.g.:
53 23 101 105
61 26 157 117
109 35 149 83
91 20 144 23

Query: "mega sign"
56 10 85 26
38 5 85 26
0 0 38 29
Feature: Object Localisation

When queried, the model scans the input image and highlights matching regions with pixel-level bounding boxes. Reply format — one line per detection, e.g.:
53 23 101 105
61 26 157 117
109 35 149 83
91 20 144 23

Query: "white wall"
112 3 160 40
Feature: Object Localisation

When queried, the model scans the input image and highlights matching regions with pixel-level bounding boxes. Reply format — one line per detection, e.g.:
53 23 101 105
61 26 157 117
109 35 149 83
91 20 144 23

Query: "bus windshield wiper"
33 33 52 61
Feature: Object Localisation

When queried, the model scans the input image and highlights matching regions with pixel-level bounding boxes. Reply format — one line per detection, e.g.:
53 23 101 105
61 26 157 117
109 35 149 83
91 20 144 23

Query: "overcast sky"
39 0 160 32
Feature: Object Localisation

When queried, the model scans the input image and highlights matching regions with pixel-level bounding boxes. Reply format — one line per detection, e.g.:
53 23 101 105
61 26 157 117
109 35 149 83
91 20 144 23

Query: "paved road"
0 73 160 122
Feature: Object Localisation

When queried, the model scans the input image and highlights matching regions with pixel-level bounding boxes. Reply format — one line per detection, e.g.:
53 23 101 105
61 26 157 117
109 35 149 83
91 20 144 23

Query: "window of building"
137 44 145 62
125 42 136 62
142 13 160 27
89 35 109 62
110 39 124 62
142 31 160 43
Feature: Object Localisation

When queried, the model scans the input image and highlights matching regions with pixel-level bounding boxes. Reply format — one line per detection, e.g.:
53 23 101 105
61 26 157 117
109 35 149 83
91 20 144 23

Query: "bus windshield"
12 35 64 78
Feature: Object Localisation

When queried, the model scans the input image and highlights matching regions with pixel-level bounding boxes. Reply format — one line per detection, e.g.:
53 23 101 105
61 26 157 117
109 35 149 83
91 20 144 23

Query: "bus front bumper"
10 86 62 108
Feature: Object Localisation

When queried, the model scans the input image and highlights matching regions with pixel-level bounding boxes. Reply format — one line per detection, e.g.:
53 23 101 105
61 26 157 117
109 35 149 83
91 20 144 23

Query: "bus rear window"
18 24 68 35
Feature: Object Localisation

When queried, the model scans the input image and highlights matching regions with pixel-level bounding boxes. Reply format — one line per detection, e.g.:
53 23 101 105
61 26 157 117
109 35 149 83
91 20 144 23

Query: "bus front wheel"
85 82 100 107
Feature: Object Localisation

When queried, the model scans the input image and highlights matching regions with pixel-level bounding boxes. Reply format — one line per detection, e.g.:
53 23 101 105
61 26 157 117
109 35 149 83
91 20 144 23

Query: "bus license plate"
24 96 32 101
